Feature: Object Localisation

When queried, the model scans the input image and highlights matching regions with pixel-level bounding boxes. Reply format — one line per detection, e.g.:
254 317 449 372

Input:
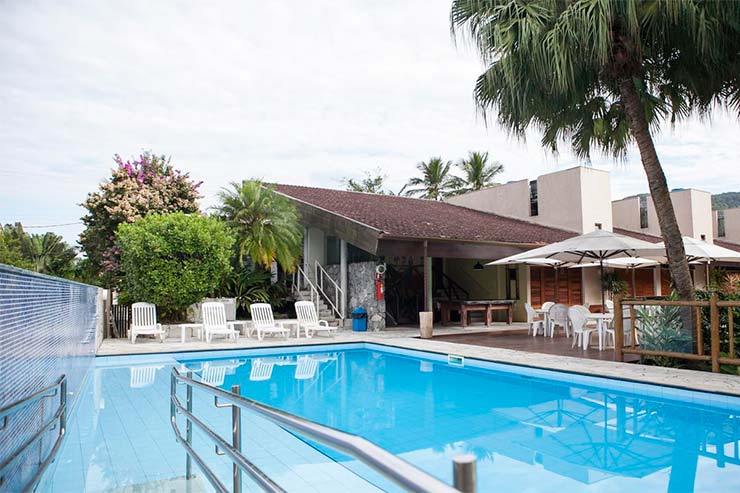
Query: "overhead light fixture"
473 261 484 271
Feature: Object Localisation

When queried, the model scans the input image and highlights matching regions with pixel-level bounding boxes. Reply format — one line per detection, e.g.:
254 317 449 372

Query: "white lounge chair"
249 359 274 381
130 302 166 343
249 303 290 341
524 303 544 337
202 302 240 343
129 365 163 388
548 303 571 338
569 307 599 350
295 301 337 338
294 356 319 380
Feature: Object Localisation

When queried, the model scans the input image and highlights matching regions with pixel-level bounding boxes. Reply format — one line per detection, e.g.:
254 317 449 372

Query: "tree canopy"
213 181 303 271
79 152 202 285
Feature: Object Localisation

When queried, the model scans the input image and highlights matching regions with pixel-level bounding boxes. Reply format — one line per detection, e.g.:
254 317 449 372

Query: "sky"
1 0 739 246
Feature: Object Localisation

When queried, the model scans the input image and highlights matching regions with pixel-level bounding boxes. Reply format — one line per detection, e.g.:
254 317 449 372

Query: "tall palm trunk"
618 78 695 302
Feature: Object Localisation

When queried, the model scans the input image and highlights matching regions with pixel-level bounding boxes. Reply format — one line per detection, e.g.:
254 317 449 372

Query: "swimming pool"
39 343 740 492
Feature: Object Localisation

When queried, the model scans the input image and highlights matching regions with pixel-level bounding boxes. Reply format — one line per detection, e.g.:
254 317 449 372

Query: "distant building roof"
613 228 662 243
716 239 740 253
273 184 574 246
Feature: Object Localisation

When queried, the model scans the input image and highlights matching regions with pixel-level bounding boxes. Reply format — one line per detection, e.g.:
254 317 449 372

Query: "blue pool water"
39 343 740 492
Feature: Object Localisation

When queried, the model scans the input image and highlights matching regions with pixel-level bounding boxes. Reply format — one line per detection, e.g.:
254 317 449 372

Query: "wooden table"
439 300 515 327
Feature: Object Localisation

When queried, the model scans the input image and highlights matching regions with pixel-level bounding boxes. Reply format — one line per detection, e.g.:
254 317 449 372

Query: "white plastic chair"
202 302 240 343
548 303 570 338
569 307 598 350
294 356 319 380
130 302 166 343
295 301 337 338
249 359 274 381
541 301 555 312
605 299 615 313
249 303 290 341
524 303 544 337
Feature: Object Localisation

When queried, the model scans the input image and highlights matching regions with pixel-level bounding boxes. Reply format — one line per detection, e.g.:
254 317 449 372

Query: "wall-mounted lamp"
473 261 484 271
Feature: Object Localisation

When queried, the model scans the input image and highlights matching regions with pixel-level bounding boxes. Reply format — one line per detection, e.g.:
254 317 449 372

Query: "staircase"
295 289 341 326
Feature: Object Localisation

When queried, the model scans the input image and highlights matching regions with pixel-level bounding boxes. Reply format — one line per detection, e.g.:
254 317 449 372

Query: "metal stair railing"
291 264 321 315
314 260 344 320
0 375 67 493
170 367 476 493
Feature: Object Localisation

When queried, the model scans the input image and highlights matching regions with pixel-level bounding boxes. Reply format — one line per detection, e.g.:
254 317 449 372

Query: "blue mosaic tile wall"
0 264 101 492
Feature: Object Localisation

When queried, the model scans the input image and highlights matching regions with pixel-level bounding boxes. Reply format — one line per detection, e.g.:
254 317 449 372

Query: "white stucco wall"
447 166 612 233
715 207 740 244
303 227 326 272
613 189 713 242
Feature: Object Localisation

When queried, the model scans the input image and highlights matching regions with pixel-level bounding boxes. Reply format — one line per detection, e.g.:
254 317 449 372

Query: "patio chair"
294 356 319 380
201 302 240 343
548 303 571 338
621 307 640 346
605 300 615 313
524 303 545 337
249 303 290 341
295 301 337 338
130 302 166 343
541 301 555 313
568 307 598 350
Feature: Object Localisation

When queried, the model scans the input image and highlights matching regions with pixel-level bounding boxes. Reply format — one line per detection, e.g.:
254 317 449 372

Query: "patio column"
303 226 309 278
340 238 348 319
423 241 432 312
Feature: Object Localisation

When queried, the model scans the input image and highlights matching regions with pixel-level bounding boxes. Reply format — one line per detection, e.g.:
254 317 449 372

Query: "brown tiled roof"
716 239 740 253
613 227 662 243
273 184 575 245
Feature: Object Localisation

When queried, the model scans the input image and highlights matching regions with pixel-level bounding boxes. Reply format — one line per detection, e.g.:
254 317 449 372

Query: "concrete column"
423 241 433 312
302 227 309 278
653 266 662 296
340 239 348 318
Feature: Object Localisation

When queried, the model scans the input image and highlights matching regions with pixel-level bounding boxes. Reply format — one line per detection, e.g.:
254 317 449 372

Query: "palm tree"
450 151 504 195
22 233 76 276
213 180 302 271
451 0 740 303
404 157 456 200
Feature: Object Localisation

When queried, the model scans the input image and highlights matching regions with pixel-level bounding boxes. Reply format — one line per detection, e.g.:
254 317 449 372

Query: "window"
639 195 648 229
718 210 726 237
325 236 341 264
529 180 539 217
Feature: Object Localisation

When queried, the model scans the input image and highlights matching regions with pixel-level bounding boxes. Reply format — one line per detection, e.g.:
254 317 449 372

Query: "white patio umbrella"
646 236 740 285
570 257 662 297
491 229 662 310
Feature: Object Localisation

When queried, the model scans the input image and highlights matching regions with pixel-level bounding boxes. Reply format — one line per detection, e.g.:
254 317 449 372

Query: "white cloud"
1 0 739 245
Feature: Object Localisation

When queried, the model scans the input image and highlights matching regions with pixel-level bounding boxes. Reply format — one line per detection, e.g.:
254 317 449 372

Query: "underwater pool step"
100 475 208 492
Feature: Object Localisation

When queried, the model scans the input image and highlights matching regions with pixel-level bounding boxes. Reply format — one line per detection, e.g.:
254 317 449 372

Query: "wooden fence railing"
614 294 740 372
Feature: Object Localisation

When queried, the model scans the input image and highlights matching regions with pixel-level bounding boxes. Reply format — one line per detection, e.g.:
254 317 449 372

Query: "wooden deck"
433 329 640 362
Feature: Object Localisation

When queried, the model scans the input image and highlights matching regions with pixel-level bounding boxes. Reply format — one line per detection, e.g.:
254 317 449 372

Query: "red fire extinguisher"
375 264 386 300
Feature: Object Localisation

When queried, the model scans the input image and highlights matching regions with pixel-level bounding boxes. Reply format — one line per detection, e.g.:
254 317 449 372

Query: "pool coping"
95 333 740 399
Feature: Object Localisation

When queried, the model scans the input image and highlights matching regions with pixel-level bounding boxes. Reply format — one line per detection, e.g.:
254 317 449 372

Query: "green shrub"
117 212 234 321
636 304 693 368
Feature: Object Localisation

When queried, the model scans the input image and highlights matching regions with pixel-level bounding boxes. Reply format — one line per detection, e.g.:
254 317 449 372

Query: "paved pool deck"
97 324 740 397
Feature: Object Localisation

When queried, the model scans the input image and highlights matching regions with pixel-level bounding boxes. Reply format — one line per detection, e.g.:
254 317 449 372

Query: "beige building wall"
447 166 613 233
714 207 740 244
303 227 326 272
613 189 714 242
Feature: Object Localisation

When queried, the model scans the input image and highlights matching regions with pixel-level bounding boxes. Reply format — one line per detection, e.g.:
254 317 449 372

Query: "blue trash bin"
351 307 368 332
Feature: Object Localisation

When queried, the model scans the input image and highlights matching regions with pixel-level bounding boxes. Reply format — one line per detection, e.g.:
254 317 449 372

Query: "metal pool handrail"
170 367 475 493
0 375 67 492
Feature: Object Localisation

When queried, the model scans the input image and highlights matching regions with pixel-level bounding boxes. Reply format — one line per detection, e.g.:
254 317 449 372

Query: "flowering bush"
117 213 234 321
79 152 202 285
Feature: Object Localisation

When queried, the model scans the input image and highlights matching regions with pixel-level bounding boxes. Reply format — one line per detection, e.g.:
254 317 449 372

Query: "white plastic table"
586 313 614 350
172 323 203 343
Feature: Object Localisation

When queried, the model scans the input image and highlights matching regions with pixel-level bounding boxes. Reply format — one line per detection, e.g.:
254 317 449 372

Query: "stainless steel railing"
170 367 476 493
0 375 67 493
